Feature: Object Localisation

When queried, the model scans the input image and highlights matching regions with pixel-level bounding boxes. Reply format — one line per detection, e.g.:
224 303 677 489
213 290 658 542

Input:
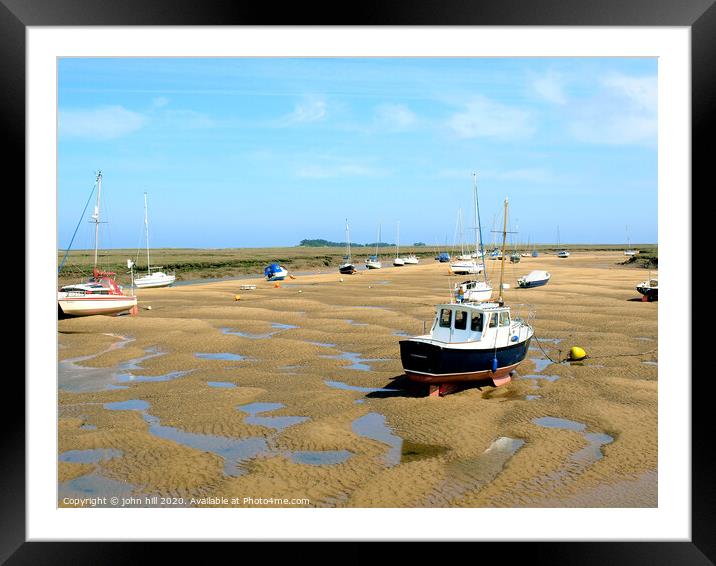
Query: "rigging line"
58 182 97 275
532 334 658 365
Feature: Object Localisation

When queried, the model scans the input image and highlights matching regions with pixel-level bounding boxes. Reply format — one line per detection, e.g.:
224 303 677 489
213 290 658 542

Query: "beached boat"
133 192 176 289
556 225 570 258
510 252 521 263
453 173 492 303
365 225 382 269
400 197 533 394
339 219 357 274
264 263 289 281
58 171 138 318
624 226 639 256
450 208 483 274
636 276 658 301
402 254 419 264
393 222 405 266
517 270 551 288
436 252 451 263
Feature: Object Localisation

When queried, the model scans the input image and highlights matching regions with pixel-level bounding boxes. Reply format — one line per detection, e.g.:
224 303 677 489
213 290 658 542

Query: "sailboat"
454 173 492 302
339 219 357 274
624 226 639 256
400 196 534 395
133 192 176 289
365 225 382 269
58 171 138 318
450 204 483 275
393 222 405 266
556 225 570 258
636 273 658 301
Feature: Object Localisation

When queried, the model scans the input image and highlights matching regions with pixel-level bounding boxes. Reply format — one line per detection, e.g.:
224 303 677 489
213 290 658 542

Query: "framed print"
7 0 709 561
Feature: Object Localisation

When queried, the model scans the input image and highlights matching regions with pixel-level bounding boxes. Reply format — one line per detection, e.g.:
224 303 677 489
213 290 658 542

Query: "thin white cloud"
160 109 216 129
283 96 327 124
602 73 657 112
569 73 657 146
532 71 567 105
374 103 417 131
439 168 555 183
296 163 382 179
447 96 534 140
59 105 146 140
152 96 170 109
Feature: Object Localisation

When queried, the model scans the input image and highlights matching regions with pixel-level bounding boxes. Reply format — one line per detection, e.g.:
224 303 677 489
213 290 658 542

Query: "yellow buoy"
234 294 241 301
569 346 587 361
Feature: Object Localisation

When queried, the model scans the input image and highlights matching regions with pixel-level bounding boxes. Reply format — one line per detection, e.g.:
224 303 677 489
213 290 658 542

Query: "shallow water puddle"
237 402 310 431
423 437 525 506
195 352 247 361
207 381 237 388
393 330 410 337
60 342 188 391
59 448 123 464
220 322 298 340
532 416 614 466
308 341 337 348
351 413 403 466
105 399 268 476
530 358 554 373
289 450 352 466
521 373 561 383
59 473 136 502
324 380 398 393
641 361 658 366
345 320 369 326
320 351 388 371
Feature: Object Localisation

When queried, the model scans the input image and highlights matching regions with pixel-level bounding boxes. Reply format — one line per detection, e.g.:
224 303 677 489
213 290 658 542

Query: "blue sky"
58 57 657 249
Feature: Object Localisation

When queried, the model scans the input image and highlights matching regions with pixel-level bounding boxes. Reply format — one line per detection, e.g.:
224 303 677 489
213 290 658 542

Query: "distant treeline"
299 238 428 247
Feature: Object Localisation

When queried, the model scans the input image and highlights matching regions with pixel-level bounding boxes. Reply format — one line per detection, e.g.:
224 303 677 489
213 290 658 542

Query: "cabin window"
470 312 483 332
439 309 452 328
499 312 510 327
488 314 497 328
454 310 467 330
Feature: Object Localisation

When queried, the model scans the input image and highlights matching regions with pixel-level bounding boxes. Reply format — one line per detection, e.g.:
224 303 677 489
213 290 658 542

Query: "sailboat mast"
345 219 351 262
376 225 381 258
498 198 509 304
144 192 151 274
396 221 400 258
92 170 103 268
473 172 487 281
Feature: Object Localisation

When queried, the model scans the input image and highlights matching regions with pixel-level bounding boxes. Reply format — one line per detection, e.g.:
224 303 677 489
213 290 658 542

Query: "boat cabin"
429 302 518 345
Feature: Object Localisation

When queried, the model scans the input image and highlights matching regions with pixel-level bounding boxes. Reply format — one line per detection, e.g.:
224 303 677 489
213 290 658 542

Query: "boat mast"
345 219 351 262
144 192 151 274
376 224 381 259
498 197 509 304
92 170 103 269
396 221 400 258
473 172 487 282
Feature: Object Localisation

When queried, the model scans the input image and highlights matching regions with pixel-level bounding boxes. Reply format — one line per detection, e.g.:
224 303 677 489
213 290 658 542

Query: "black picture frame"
8 0 706 561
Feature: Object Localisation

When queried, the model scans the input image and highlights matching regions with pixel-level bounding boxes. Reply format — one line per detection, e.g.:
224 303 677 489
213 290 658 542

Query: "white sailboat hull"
58 294 137 317
449 261 484 275
134 272 176 288
402 255 419 264
393 258 405 266
366 261 382 269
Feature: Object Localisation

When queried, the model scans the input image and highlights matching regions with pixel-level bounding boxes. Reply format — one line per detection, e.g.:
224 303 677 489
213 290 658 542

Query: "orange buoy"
274 282 280 288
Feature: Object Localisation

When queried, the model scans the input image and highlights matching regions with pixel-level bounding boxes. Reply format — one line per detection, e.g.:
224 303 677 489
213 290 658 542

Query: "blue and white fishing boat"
517 270 550 288
400 197 533 395
264 263 288 281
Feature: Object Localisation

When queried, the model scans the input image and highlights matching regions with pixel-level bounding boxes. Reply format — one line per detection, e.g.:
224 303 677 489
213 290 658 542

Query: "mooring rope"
532 334 657 365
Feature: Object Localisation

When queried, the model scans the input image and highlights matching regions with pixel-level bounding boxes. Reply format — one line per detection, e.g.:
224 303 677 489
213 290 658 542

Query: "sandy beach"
57 251 657 508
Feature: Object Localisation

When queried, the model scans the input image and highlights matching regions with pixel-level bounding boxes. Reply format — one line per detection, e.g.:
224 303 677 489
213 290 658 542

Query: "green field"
57 244 658 286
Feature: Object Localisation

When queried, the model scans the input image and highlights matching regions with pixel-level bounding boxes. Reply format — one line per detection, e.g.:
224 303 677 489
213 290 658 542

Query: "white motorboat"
402 254 419 265
517 270 551 288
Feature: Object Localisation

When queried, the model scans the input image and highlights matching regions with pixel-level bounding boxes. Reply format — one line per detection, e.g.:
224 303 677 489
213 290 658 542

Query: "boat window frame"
470 311 483 332
454 309 468 330
488 313 497 328
499 311 511 327
439 308 452 328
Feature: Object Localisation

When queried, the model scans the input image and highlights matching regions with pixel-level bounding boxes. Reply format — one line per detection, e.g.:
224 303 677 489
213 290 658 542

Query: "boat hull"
518 278 550 288
365 262 382 269
339 264 356 274
399 338 531 384
134 274 176 288
636 286 658 300
58 295 138 317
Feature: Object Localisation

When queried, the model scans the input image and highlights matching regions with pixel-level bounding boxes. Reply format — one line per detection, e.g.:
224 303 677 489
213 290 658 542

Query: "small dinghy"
517 270 551 288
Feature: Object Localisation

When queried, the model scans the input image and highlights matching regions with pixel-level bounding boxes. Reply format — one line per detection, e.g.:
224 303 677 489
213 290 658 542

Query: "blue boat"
436 252 451 263
264 263 288 281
